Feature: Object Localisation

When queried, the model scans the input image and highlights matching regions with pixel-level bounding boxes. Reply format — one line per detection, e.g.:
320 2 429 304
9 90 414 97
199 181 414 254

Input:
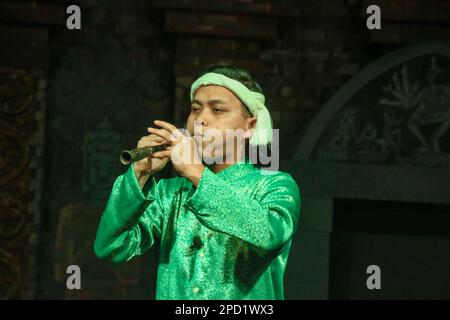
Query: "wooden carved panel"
0 67 36 299
316 55 450 167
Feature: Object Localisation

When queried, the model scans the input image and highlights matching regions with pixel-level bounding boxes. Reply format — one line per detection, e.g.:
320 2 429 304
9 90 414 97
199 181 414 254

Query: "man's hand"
148 120 205 187
133 129 171 189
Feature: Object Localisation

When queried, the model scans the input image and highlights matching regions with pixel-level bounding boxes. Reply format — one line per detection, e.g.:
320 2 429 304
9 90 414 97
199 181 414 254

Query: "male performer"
94 64 301 299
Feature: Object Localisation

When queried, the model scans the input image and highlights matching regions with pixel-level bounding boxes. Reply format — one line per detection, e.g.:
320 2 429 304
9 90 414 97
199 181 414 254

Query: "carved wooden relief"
315 53 450 167
0 67 36 299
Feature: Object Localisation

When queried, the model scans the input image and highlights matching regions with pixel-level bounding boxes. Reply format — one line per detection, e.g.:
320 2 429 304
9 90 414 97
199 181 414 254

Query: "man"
94 64 301 299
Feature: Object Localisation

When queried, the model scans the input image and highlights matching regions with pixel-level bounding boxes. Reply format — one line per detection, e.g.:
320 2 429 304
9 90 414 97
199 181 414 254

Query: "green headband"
190 72 273 146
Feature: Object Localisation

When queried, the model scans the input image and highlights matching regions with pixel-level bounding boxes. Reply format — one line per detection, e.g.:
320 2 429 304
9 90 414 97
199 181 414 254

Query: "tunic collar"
212 158 255 181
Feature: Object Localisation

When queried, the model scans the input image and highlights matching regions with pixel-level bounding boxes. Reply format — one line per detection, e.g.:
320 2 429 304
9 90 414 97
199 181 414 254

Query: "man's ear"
244 117 257 139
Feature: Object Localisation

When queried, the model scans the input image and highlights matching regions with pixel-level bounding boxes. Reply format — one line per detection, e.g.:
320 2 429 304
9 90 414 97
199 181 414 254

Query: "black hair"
197 63 264 97
187 63 259 123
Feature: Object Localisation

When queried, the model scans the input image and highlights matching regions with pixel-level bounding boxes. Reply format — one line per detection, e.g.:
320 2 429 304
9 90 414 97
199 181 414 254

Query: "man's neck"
206 162 233 174
204 153 246 174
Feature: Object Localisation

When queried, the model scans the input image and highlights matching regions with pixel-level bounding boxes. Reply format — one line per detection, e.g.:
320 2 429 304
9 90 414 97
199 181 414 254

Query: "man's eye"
213 108 224 113
191 107 200 112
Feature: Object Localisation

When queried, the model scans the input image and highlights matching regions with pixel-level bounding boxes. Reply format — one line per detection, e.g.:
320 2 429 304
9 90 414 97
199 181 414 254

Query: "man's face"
186 85 256 163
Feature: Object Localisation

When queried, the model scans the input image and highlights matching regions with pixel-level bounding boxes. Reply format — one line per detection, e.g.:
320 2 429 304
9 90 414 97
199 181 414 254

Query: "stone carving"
380 57 450 160
0 248 21 299
319 108 357 161
317 55 450 167
0 68 35 115
81 117 122 200
0 193 26 239
0 125 29 186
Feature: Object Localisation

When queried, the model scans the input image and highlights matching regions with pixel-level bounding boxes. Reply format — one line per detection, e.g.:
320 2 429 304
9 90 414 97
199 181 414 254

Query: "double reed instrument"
119 143 170 165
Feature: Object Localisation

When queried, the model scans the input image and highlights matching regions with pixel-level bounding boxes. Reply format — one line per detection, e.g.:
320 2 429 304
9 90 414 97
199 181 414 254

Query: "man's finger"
147 128 167 137
154 120 185 139
147 127 170 141
148 127 173 142
143 133 166 143
152 150 171 158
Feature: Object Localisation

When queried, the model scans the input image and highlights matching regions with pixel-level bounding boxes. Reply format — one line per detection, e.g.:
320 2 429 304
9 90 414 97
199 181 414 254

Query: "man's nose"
193 119 206 134
194 119 206 125
196 107 212 124
193 113 208 127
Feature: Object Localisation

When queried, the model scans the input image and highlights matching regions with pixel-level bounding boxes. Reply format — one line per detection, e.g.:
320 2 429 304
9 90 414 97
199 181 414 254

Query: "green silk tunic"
94 160 301 299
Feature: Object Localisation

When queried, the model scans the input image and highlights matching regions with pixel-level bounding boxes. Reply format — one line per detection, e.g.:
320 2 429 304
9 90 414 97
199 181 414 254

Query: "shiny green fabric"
94 161 301 300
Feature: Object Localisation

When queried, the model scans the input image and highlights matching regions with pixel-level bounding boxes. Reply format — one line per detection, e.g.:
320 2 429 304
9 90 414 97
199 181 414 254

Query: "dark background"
0 0 449 299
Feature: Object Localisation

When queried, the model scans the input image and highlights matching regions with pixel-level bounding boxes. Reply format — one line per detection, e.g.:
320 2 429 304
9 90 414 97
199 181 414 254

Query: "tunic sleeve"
185 167 301 254
93 165 166 264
